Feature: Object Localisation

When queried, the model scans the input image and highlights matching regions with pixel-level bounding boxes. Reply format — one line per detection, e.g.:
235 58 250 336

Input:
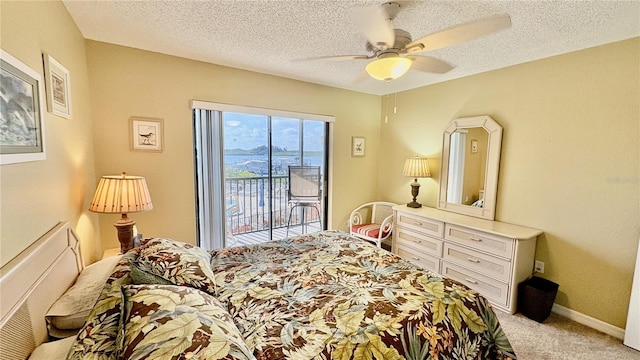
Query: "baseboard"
552 303 625 339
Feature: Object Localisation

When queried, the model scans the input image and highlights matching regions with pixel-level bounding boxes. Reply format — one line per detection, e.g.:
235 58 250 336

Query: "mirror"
438 115 503 220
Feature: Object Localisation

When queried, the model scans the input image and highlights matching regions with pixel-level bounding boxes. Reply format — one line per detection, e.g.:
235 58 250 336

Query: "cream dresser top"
392 205 543 240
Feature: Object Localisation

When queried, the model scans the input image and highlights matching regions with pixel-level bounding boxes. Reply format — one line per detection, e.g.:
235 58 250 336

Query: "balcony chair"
349 201 396 248
286 166 322 238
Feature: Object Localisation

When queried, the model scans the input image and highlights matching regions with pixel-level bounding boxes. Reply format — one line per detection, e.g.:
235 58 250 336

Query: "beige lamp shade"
365 57 413 82
403 157 431 178
89 173 153 214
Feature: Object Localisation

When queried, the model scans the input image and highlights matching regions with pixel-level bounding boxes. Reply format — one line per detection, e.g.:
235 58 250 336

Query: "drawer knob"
469 237 482 242
413 240 422 244
467 257 480 263
411 256 420 261
465 278 478 284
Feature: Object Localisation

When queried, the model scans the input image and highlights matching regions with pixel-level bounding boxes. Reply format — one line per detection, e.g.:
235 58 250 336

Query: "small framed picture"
352 136 365 157
471 139 478 154
130 117 163 152
43 53 72 119
1 49 46 165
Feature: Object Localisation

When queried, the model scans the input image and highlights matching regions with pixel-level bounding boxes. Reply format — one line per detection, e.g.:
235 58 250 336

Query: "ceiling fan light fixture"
366 57 412 81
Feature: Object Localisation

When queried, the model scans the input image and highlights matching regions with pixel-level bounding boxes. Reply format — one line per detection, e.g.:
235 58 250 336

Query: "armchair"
349 201 396 248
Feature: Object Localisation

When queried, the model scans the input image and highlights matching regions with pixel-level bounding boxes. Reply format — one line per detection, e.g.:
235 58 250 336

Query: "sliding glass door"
222 112 270 245
194 103 330 250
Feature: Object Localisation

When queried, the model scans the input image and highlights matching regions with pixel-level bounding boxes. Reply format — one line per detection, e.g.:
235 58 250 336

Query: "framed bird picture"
130 117 163 152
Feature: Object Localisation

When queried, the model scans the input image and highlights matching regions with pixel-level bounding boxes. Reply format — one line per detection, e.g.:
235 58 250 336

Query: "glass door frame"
192 100 334 250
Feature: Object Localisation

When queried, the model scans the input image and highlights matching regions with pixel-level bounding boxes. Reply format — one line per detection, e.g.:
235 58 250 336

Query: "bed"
0 222 83 359
1 224 517 359
209 231 516 359
71 230 516 359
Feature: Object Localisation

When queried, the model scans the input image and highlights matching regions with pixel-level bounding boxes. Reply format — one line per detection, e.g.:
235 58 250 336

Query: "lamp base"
114 214 136 253
407 201 422 208
407 179 422 208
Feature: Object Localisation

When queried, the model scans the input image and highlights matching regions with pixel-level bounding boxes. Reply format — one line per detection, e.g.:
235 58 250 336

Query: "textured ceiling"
63 0 640 96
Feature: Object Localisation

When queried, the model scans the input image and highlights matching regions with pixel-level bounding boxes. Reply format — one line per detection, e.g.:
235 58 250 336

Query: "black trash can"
518 276 559 323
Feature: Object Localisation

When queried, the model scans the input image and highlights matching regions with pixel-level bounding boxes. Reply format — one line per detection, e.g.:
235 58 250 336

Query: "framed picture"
351 136 365 157
130 117 163 152
43 53 72 119
0 49 46 165
471 139 478 154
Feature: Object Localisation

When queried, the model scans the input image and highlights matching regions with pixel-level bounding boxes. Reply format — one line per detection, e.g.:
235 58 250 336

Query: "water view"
225 154 324 175
222 119 327 246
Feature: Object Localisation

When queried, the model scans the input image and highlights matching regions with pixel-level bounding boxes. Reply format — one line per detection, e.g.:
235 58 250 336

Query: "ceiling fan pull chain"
394 92 397 114
385 94 389 123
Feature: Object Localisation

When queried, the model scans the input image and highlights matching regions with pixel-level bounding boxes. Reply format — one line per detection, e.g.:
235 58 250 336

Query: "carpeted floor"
496 311 640 359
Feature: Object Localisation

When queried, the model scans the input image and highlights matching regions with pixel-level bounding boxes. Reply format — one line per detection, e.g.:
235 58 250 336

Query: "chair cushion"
351 223 389 239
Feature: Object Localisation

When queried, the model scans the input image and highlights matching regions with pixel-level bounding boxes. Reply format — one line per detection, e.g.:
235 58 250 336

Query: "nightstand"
101 235 143 259
102 247 121 259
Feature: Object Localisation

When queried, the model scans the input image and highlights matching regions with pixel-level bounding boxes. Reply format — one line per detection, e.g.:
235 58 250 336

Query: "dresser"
392 205 542 314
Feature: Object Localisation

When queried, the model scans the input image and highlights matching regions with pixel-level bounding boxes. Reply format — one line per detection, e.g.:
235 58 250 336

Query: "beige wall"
378 38 640 328
0 1 100 266
85 41 381 251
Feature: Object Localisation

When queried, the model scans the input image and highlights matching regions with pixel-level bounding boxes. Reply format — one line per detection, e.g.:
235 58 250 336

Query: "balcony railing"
225 175 321 238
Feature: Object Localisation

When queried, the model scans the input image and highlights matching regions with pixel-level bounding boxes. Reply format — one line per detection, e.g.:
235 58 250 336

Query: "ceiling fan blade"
405 13 511 53
408 56 455 74
353 70 370 84
292 55 370 62
352 5 395 50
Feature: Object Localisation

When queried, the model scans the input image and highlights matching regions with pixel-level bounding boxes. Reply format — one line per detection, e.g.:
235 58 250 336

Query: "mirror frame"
438 115 503 220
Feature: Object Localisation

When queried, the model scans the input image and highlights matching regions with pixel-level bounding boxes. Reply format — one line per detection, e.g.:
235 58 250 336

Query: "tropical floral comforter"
210 230 516 360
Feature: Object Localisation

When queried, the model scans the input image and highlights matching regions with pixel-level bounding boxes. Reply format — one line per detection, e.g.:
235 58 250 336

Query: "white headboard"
0 222 83 359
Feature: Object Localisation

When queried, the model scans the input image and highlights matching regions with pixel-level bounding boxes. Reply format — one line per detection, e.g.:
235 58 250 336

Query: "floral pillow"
129 261 173 286
118 284 256 360
135 237 217 295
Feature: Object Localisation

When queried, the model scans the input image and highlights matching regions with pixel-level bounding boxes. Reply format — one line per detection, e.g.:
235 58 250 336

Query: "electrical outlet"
534 260 545 274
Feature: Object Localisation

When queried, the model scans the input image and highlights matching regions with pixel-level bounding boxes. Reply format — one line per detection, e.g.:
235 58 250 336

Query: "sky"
223 112 325 151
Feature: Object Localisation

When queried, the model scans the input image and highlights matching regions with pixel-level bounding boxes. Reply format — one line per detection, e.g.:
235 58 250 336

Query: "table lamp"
89 172 153 253
403 157 431 208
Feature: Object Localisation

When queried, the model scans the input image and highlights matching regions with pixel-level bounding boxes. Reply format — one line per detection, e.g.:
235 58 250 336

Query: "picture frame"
130 117 163 152
471 139 478 154
0 49 46 165
351 136 365 157
43 53 72 119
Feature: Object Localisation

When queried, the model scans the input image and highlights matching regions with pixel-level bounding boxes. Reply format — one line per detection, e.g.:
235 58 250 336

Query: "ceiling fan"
310 2 512 82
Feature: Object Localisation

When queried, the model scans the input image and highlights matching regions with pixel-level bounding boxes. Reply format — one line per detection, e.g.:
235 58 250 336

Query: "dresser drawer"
395 227 443 258
443 243 512 282
441 261 509 307
396 212 444 238
397 246 440 273
444 224 514 259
